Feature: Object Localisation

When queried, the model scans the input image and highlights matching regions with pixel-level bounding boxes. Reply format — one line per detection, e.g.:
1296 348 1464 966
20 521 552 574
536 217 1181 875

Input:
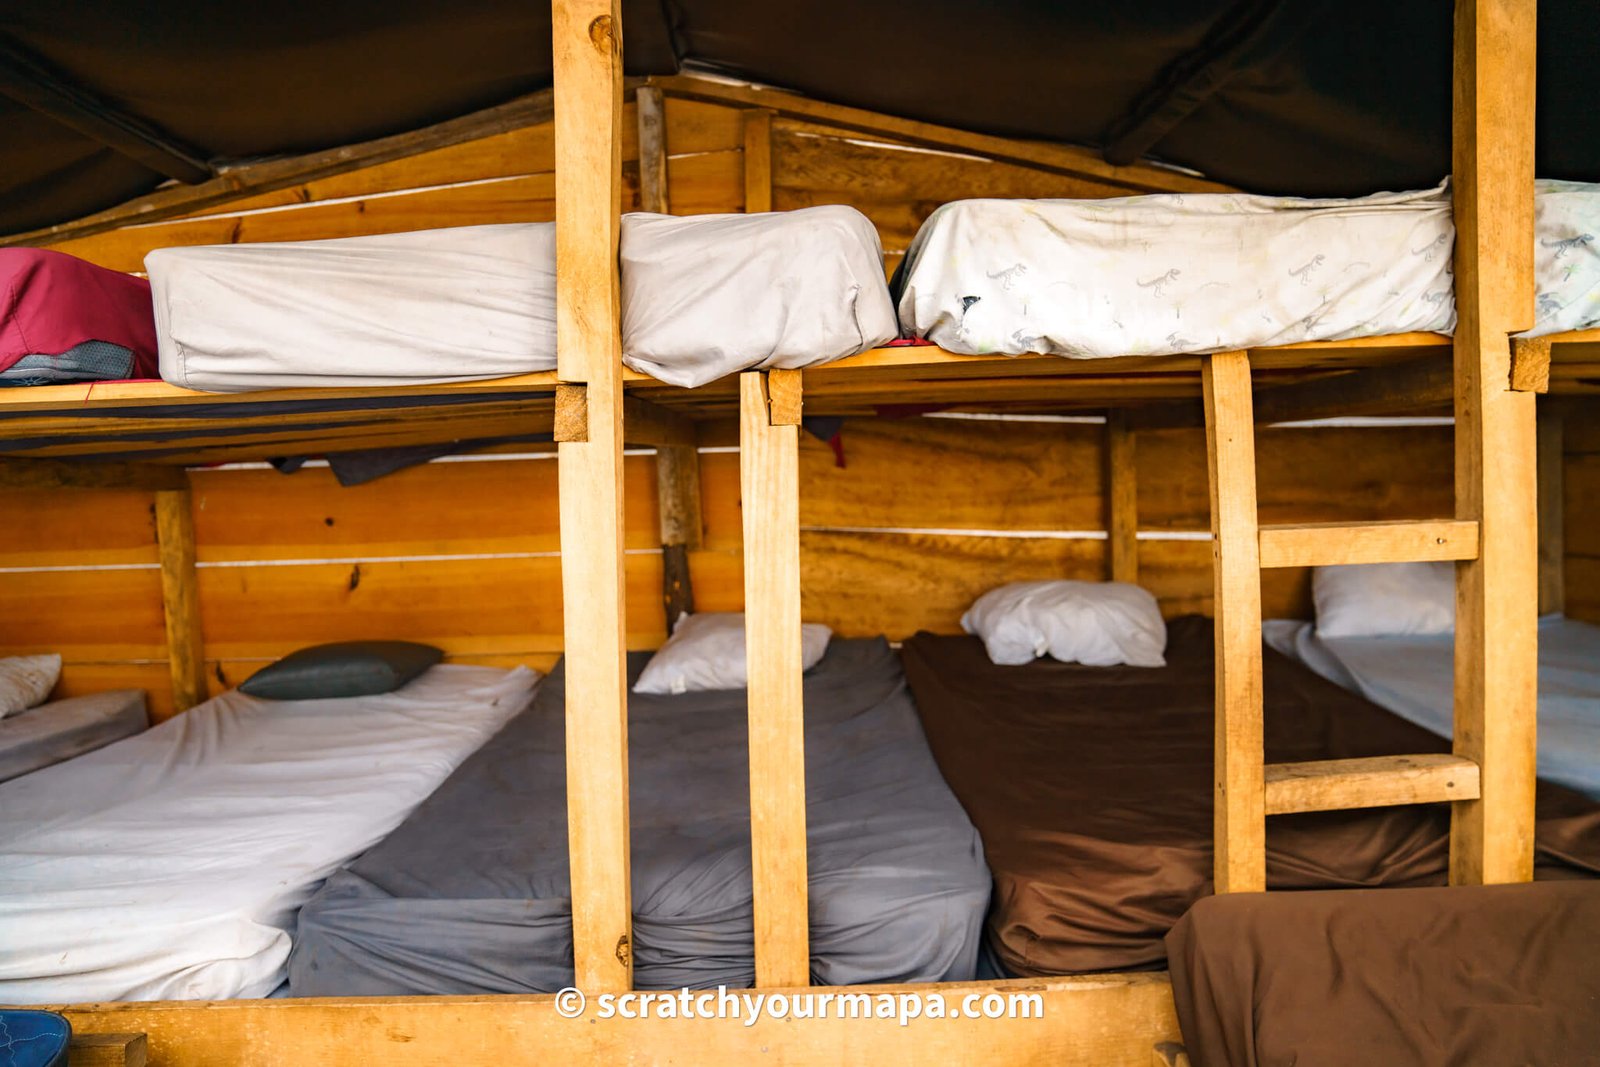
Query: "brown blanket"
900 616 1600 976
1166 881 1600 1066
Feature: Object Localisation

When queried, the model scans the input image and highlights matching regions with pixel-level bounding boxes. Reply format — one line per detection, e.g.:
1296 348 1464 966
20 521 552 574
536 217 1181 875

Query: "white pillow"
633 612 833 695
961 581 1166 667
1313 562 1456 638
0 654 62 718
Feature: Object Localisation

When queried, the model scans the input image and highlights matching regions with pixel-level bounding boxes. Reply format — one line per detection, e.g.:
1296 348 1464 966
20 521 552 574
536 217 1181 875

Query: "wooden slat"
1539 415 1565 615
739 372 810 987
68 1032 149 1067
1107 412 1139 583
53 972 1180 1067
155 486 207 713
554 0 633 993
1257 519 1479 569
743 109 774 213
657 443 703 628
1202 352 1265 894
0 458 184 491
1264 754 1481 816
636 85 670 214
1449 0 1539 887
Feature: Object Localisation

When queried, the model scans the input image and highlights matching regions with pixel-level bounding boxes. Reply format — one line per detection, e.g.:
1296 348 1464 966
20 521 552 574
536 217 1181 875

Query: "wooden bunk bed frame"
2 0 1578 1063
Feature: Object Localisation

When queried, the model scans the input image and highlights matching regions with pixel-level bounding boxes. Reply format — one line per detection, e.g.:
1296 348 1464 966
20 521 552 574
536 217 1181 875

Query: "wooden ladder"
1202 345 1533 893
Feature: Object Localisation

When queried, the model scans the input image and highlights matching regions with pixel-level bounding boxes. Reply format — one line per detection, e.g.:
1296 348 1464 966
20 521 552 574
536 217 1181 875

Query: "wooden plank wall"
1 421 1455 719
1567 414 1600 621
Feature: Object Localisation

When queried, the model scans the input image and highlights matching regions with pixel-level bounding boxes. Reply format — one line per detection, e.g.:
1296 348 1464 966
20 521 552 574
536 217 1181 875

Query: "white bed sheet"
0 664 538 1004
1264 616 1600 800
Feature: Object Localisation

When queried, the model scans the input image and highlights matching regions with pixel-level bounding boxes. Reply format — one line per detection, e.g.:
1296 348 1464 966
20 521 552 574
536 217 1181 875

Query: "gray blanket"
287 638 989 994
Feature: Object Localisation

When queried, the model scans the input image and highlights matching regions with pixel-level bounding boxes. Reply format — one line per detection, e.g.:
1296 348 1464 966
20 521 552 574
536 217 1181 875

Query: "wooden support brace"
1510 335 1552 392
636 85 669 214
1257 519 1479 569
1449 0 1539 887
554 0 633 992
1264 754 1480 815
1106 411 1139 583
656 442 703 629
1202 351 1265 893
739 370 810 987
767 368 803 425
154 485 208 713
0 457 185 491
743 108 774 214
69 1032 149 1067
1538 415 1565 615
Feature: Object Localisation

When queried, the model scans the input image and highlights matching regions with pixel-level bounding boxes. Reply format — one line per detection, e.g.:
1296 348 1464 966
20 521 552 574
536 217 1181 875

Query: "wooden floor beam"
553 0 633 992
1202 351 1265 893
740 370 810 987
1448 0 1539 886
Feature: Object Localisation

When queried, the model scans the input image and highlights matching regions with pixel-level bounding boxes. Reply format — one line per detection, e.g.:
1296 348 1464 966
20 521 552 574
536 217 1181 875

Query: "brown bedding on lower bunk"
1165 881 1600 1066
900 615 1600 977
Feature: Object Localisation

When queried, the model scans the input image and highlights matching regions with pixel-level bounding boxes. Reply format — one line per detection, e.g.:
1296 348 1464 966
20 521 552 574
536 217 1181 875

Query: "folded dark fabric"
1166 882 1600 1067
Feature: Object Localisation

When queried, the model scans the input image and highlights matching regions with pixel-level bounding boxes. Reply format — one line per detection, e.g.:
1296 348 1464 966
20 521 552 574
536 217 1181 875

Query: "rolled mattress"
146 224 558 391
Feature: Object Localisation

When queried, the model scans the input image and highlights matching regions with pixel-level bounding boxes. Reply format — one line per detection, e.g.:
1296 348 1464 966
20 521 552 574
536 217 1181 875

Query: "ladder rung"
1264 754 1480 815
1257 519 1478 569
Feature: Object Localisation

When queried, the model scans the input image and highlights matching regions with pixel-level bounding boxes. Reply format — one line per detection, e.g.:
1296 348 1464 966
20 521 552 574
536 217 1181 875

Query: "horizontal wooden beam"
1257 519 1479 569
0 34 211 183
767 369 804 426
1253 353 1455 424
1265 754 1480 816
623 394 698 447
0 457 186 491
650 74 1235 195
69 1032 148 1067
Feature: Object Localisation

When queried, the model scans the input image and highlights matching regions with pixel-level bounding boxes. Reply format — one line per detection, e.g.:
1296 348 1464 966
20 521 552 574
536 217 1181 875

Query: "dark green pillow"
240 641 443 700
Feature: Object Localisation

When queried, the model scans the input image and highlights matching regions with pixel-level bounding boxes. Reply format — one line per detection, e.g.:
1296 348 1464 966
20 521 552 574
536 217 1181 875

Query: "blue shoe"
0 1011 69 1067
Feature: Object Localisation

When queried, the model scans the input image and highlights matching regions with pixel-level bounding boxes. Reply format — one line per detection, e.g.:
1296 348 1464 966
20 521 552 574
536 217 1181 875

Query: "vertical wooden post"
743 109 774 214
1107 411 1139 584
1202 352 1265 893
740 370 810 987
154 484 207 713
637 85 669 215
553 0 633 992
657 443 702 629
1538 414 1565 616
1449 0 1539 886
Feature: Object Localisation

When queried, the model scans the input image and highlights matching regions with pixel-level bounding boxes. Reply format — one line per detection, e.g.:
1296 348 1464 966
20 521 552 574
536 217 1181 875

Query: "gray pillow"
240 641 443 701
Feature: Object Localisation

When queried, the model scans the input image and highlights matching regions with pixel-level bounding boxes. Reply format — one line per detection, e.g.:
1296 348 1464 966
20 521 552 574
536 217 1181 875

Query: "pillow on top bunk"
1313 562 1455 638
0 654 62 718
240 641 443 701
633 612 833 695
619 206 898 388
961 581 1166 668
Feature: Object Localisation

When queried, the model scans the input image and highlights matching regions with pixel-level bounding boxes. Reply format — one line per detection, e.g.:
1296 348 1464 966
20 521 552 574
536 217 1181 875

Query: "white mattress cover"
0 690 147 784
145 224 558 391
1264 616 1600 800
1527 179 1600 336
0 664 538 1003
895 185 1457 358
620 206 898 387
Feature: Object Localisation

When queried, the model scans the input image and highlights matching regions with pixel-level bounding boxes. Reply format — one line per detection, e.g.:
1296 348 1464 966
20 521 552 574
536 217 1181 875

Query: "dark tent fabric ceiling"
0 0 1595 236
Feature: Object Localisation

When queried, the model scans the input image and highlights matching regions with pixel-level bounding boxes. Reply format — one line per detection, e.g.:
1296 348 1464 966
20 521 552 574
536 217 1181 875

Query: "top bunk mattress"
900 615 1600 978
894 178 1600 357
0 664 539 1004
144 206 895 392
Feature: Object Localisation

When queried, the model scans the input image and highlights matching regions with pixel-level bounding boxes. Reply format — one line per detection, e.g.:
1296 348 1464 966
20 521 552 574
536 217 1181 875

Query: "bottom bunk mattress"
288 638 990 995
0 665 538 1003
0 689 147 783
900 616 1600 978
1265 615 1600 801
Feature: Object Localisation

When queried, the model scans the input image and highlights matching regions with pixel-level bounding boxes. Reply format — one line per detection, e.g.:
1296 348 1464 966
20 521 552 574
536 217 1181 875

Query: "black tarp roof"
1 0 1596 236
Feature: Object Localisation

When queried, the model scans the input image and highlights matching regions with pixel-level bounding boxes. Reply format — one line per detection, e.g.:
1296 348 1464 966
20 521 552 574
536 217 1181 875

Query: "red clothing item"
0 248 159 377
